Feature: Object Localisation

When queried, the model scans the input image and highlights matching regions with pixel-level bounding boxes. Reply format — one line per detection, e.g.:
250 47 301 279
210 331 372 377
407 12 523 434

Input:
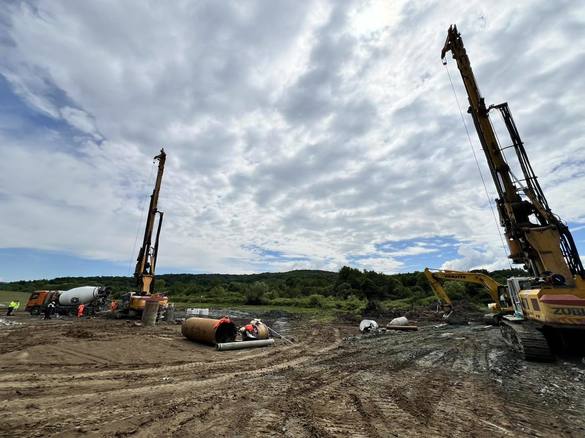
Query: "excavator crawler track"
499 320 553 362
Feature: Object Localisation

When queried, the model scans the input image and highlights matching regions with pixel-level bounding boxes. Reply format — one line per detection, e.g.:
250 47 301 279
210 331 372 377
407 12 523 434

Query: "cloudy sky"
0 0 584 281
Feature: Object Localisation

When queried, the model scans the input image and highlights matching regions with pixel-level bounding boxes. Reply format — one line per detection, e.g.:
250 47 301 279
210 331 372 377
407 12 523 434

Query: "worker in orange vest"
77 303 85 318
110 300 118 312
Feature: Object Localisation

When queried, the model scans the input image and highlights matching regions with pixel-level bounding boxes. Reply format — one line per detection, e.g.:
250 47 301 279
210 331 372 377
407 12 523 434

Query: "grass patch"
0 290 31 306
171 298 344 322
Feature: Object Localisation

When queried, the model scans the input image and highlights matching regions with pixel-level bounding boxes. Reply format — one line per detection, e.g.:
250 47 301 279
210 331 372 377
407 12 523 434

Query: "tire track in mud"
259 335 451 437
0 325 328 386
3 320 585 437
105 328 344 437
0 328 343 437
0 324 326 382
303 328 567 438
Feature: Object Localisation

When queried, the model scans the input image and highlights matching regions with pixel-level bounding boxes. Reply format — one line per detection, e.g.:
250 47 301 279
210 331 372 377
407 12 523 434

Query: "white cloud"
0 0 584 277
60 106 101 139
440 243 512 272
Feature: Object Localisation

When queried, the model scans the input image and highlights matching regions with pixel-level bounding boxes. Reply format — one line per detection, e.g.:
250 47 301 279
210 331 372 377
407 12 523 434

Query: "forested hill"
1 270 338 295
1 267 526 309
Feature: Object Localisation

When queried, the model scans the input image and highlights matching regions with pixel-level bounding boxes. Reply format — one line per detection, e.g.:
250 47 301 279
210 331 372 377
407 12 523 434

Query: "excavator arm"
424 268 510 314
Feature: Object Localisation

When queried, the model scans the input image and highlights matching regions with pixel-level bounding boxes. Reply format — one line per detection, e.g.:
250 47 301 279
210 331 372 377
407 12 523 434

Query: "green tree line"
0 267 526 312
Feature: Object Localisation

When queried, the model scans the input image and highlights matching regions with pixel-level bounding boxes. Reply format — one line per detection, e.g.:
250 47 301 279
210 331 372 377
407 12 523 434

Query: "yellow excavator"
121 149 169 316
441 26 585 360
423 268 512 318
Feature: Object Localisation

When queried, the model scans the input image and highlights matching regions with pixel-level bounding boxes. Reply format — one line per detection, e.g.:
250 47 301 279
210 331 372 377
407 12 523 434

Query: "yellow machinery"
441 26 585 360
423 268 512 316
122 149 169 315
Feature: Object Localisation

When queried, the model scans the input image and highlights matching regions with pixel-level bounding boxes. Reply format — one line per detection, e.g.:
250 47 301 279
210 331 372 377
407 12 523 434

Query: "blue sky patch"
0 248 186 282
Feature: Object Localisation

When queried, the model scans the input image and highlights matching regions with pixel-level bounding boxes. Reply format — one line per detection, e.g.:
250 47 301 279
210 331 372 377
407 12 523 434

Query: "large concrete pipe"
216 339 275 351
181 317 237 345
142 299 160 326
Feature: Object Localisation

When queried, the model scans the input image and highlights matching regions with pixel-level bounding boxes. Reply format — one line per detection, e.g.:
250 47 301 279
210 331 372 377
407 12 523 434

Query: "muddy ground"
0 313 584 437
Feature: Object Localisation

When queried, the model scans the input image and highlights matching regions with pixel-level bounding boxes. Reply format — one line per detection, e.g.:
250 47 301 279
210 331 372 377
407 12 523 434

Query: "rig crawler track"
500 320 553 362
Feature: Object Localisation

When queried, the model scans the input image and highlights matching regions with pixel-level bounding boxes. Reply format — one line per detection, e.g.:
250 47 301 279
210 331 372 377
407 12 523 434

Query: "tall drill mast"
134 149 166 294
441 25 584 284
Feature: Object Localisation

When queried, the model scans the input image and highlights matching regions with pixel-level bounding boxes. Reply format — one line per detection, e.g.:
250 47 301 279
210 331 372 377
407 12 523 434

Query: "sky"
0 0 584 281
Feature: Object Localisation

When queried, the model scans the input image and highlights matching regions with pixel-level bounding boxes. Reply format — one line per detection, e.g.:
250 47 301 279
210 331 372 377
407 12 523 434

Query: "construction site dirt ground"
1 314 585 437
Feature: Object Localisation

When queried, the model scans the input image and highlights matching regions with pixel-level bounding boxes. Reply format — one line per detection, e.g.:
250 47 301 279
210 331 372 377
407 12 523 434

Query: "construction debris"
385 325 418 331
388 316 409 326
239 318 270 341
359 319 378 333
186 308 209 317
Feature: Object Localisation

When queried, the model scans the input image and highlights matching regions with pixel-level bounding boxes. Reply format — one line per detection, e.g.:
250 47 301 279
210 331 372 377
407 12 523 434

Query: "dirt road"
0 315 584 437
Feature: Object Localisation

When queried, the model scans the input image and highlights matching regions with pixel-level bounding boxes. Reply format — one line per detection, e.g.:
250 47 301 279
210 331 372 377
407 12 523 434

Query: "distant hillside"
0 269 339 295
0 267 527 312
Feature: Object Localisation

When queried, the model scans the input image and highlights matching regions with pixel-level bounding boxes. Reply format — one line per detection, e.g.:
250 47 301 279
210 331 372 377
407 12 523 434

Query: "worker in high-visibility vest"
6 301 17 316
77 303 85 318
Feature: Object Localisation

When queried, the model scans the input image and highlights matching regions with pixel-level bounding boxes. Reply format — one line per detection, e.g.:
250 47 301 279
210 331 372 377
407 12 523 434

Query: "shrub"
308 294 324 308
244 281 268 305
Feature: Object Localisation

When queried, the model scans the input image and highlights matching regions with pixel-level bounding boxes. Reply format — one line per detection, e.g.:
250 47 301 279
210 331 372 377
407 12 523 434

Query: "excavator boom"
424 268 510 314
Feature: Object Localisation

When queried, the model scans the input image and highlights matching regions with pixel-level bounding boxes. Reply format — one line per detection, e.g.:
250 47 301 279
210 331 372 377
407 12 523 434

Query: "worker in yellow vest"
6 301 17 316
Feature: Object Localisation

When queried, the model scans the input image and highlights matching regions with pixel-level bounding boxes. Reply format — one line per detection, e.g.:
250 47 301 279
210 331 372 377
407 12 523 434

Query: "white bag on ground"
359 319 379 333
389 316 409 326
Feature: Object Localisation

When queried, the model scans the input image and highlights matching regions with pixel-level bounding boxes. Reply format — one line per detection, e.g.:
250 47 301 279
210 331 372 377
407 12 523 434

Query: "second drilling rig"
121 148 169 316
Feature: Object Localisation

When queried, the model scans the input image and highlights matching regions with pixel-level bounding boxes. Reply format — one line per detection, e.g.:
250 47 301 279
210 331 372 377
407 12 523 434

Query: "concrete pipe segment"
216 339 275 351
181 317 237 345
142 299 160 326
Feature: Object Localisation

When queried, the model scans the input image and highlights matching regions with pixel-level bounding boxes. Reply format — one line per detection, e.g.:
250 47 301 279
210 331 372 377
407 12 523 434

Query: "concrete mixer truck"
25 286 111 316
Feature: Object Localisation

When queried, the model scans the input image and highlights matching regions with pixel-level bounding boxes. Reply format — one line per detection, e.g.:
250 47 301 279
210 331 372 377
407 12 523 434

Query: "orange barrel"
142 299 160 326
181 317 237 345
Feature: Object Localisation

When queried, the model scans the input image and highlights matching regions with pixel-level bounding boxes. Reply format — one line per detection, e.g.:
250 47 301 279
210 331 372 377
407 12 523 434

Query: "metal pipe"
266 325 294 345
216 339 275 351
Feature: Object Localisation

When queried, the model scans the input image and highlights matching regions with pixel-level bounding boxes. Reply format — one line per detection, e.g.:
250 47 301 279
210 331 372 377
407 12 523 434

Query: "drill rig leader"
122 148 169 315
441 26 585 360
